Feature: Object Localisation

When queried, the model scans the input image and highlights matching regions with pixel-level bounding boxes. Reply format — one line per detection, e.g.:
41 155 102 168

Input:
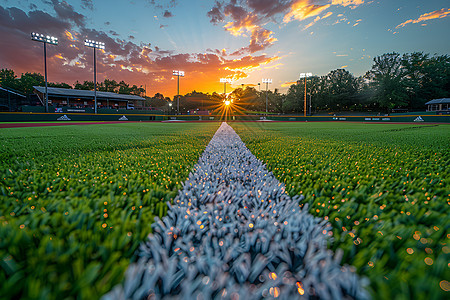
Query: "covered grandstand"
425 98 450 114
0 86 28 111
33 86 146 112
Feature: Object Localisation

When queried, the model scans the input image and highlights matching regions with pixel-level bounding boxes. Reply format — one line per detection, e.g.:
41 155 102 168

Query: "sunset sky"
0 0 449 97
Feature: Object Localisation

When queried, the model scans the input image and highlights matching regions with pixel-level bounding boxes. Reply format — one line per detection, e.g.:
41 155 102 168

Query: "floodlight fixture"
84 39 105 49
300 73 313 116
31 32 58 113
84 39 106 114
31 32 58 45
299 72 312 79
173 70 185 77
262 78 272 115
173 70 185 114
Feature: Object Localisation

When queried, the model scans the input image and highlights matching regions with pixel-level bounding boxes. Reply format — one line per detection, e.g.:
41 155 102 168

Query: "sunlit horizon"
0 0 449 98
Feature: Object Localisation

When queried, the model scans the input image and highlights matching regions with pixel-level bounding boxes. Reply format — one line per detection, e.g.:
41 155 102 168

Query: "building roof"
0 86 26 98
425 98 450 105
33 86 145 101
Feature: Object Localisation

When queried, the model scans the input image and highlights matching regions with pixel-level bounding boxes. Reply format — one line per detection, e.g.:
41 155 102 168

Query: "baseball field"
0 121 448 299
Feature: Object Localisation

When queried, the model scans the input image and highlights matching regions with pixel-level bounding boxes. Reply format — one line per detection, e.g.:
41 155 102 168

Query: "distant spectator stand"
33 86 145 111
425 98 450 115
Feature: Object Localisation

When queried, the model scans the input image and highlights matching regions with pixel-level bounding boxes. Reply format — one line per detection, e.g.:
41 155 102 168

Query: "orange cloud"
396 8 450 28
224 15 259 36
223 12 277 55
65 30 76 41
281 81 298 87
284 0 331 23
332 0 364 8
304 11 333 29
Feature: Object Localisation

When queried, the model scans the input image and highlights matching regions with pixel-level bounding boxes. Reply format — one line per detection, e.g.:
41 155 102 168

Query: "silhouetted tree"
365 52 409 111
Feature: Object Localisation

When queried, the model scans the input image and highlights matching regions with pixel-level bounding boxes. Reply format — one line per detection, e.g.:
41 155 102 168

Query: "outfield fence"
1 112 449 123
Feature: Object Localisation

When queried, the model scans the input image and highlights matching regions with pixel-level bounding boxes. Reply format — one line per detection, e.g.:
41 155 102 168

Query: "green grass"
231 122 450 300
0 122 219 299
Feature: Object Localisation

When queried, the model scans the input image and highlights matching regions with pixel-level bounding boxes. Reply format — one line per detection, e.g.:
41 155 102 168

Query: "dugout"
33 86 145 112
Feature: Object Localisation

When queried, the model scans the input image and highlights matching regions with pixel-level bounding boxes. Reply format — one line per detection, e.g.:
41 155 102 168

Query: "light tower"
31 32 58 113
84 39 106 114
173 70 185 114
300 73 312 116
220 78 232 94
262 78 272 115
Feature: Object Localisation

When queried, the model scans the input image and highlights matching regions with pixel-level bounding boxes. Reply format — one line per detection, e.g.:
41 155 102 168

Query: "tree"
146 93 168 108
323 69 359 110
48 82 72 89
98 79 119 92
229 87 259 112
402 52 450 109
284 76 324 114
74 80 94 90
184 91 212 111
0 69 17 90
365 52 409 111
118 80 132 94
18 73 45 94
267 89 284 113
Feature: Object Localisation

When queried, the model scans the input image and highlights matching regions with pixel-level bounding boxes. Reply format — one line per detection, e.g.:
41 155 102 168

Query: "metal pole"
177 75 180 114
224 82 226 94
304 77 307 117
309 94 312 116
8 89 11 111
44 42 48 113
94 48 97 114
265 82 268 115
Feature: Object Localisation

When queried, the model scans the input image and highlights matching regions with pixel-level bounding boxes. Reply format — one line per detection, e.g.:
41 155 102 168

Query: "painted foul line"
103 122 369 300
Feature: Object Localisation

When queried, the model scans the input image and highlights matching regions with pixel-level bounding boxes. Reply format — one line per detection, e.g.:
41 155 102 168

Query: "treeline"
152 52 450 113
0 69 145 96
2 52 449 113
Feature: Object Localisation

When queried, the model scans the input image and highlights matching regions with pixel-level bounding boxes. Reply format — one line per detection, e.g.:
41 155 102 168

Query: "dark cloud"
224 2 250 22
0 3 279 96
207 1 279 54
247 0 292 18
205 0 335 54
50 0 85 27
148 0 178 10
207 1 224 24
104 21 110 26
231 27 277 55
163 10 173 18
81 0 94 10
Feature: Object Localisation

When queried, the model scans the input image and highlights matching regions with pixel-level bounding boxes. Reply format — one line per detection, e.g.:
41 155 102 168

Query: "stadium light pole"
262 78 272 115
168 101 173 116
173 70 184 114
220 78 232 95
31 33 58 113
85 39 105 114
300 73 312 117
